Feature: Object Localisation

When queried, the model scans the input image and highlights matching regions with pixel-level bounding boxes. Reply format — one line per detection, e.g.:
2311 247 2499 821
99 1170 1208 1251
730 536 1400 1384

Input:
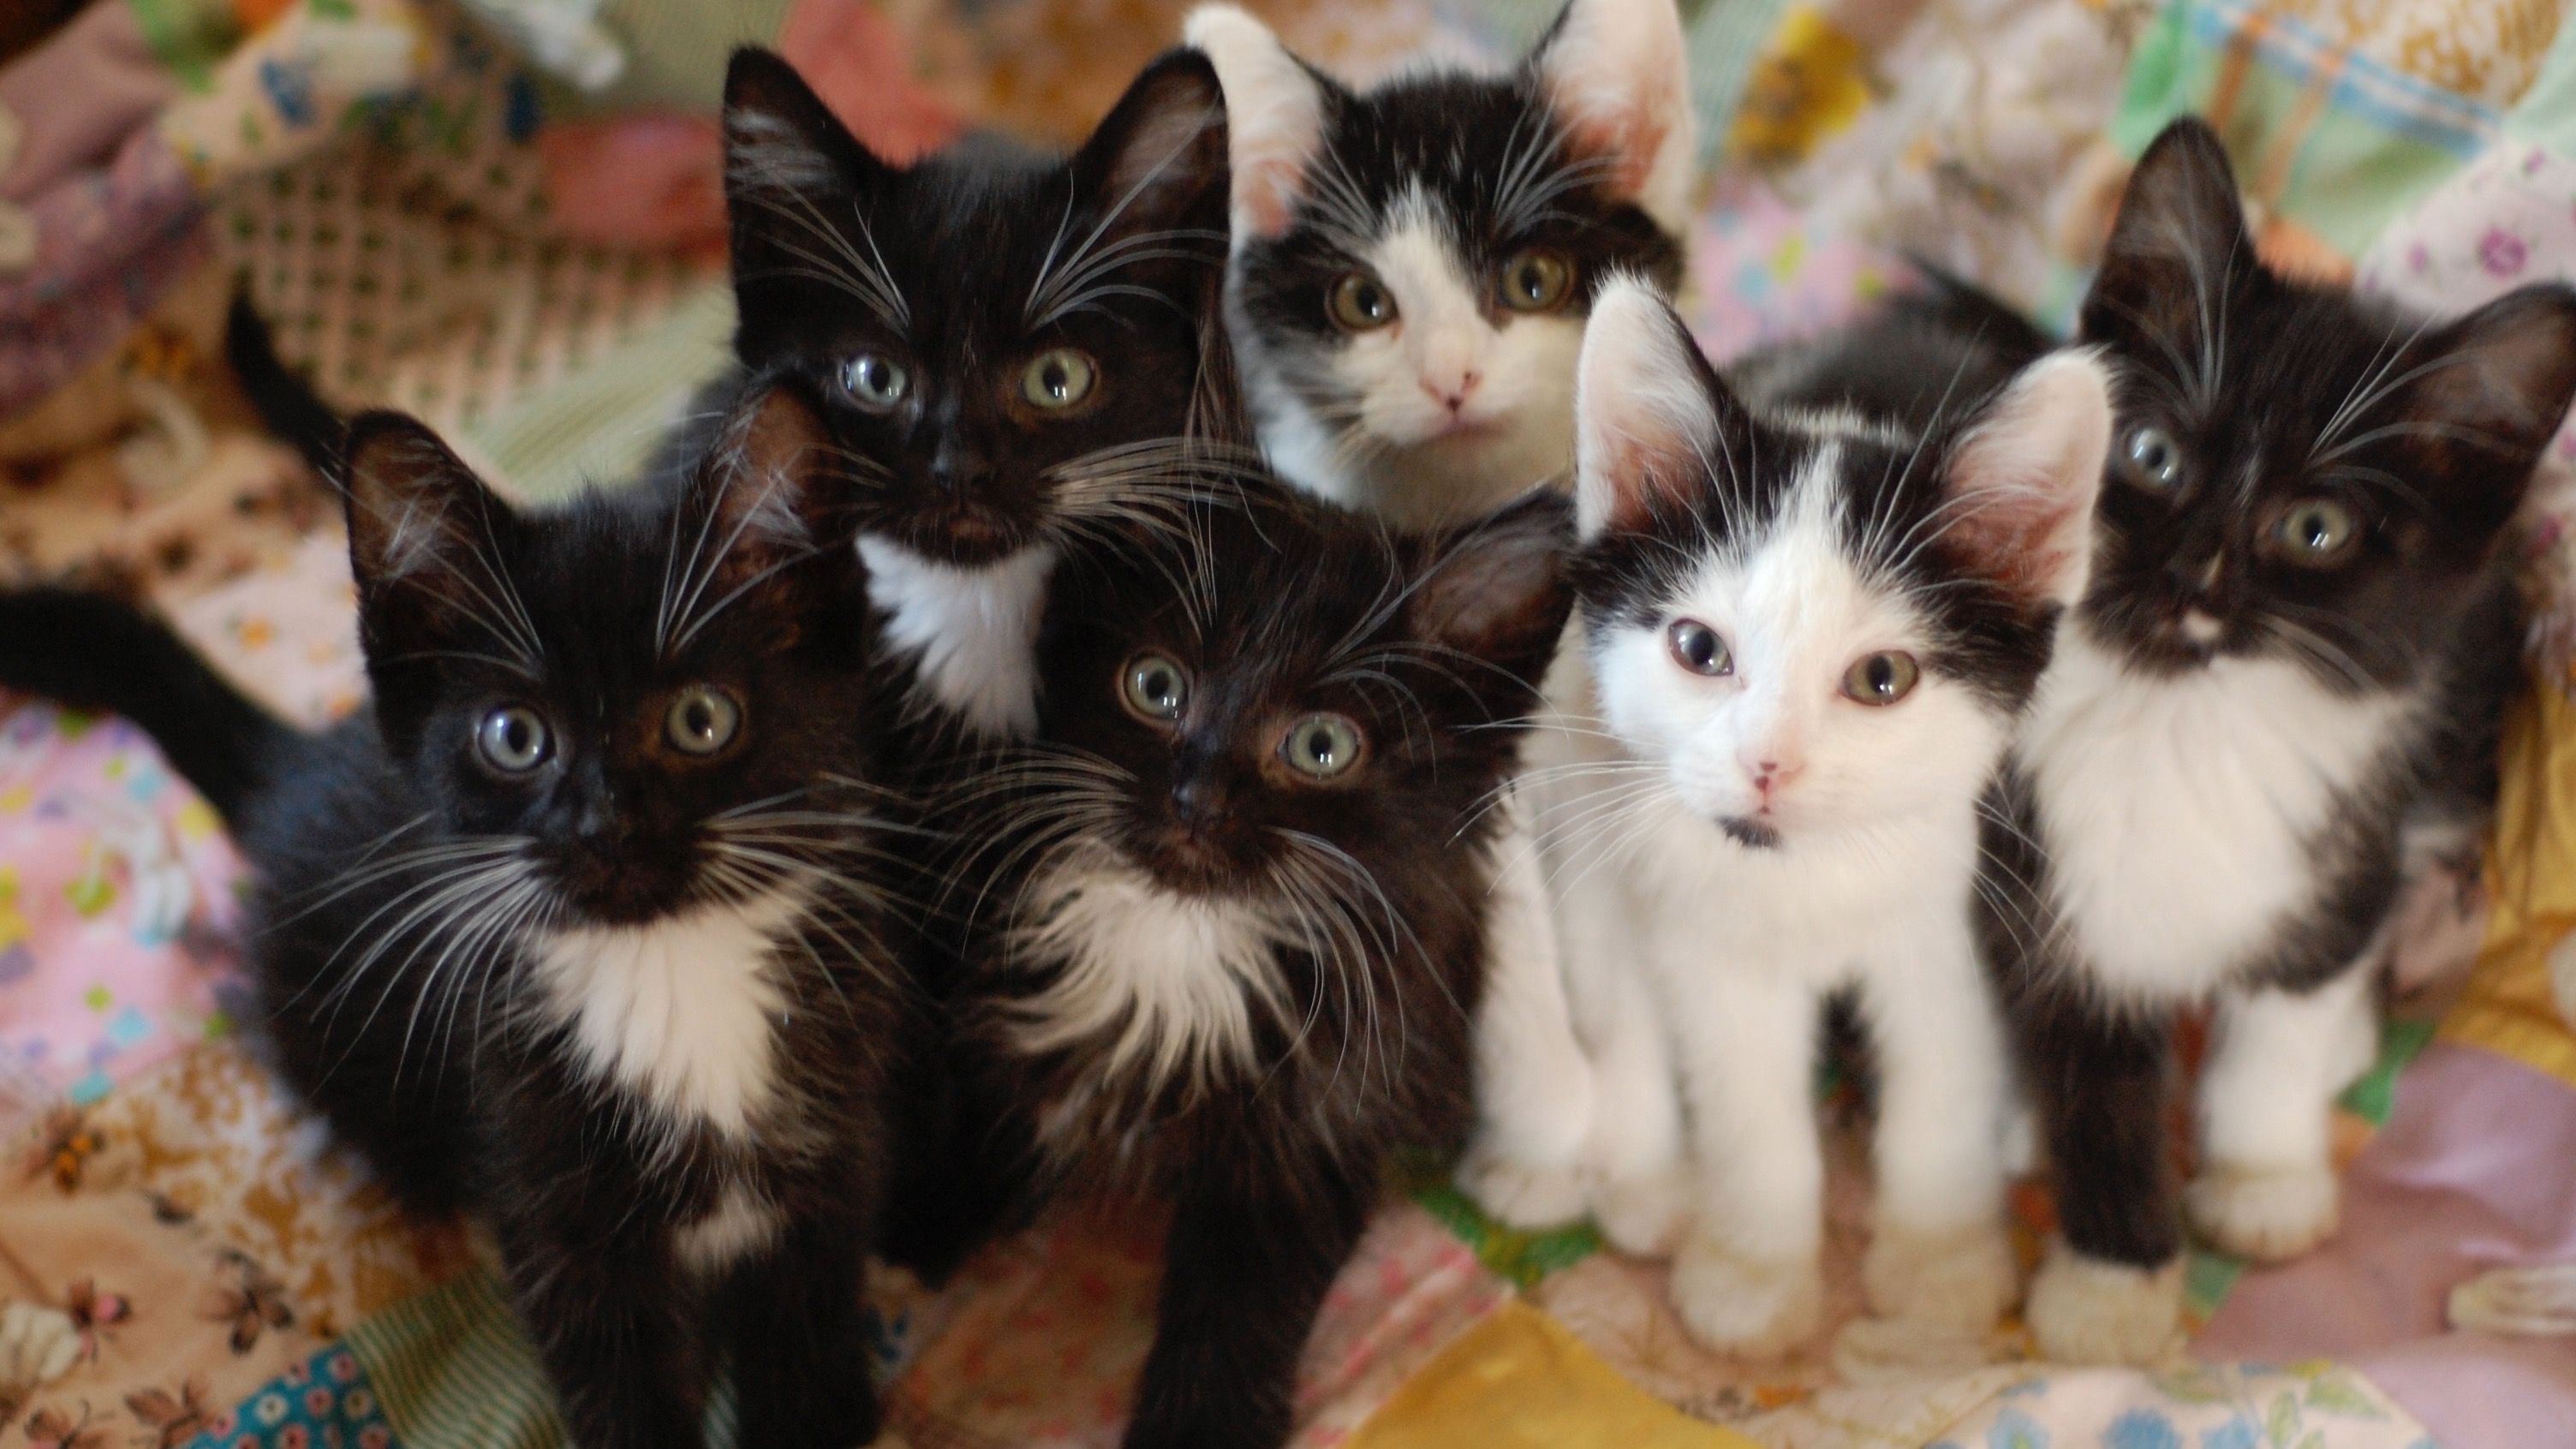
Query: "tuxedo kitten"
1973 119 2576 1366
0 385 907 1449
1188 0 1692 528
719 46 1248 748
945 480 1571 1449
1494 277 2108 1355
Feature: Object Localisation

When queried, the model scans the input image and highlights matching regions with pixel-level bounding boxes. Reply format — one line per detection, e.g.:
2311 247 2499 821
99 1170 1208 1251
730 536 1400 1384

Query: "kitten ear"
1070 48 1233 256
1940 349 2114 608
723 49 894 313
1573 275 1740 539
1410 488 1577 693
1184 4 1328 242
2394 284 2576 530
1531 0 1696 232
678 384 855 643
2084 118 2254 351
341 412 517 645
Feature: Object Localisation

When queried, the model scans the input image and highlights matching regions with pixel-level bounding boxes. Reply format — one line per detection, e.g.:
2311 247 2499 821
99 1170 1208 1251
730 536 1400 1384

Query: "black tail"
0 590 304 820
225 291 345 476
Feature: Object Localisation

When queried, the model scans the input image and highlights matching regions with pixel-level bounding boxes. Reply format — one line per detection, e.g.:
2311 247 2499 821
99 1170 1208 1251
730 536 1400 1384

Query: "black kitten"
0 385 909 1449
938 478 1572 1449
717 45 1246 748
1958 119 2576 1363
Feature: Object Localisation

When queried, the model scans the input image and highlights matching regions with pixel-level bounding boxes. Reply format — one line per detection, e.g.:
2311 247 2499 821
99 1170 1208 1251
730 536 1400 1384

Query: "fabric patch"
179 1344 394 1449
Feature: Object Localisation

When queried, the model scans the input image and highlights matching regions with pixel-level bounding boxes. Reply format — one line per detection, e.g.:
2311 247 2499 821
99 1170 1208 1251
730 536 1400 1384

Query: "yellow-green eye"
1329 272 1398 331
665 684 742 756
1841 652 1920 706
1281 713 1363 779
841 352 909 410
1123 653 1188 723
1500 249 1571 312
2275 498 2362 568
1021 348 1097 410
477 706 551 772
2119 425 2181 492
1667 619 1731 677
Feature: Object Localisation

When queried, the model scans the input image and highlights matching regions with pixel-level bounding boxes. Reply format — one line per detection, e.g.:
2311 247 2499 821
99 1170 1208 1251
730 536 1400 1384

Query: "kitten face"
345 385 875 927
2077 119 2576 689
722 49 1237 568
1190 0 1691 522
1028 485 1572 900
1571 280 2108 848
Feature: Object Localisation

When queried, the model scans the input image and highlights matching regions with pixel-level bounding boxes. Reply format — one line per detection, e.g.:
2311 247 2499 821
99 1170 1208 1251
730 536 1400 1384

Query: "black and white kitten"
0 384 908 1449
1974 119 2576 1363
942 479 1572 1449
1188 0 1692 528
719 45 1246 747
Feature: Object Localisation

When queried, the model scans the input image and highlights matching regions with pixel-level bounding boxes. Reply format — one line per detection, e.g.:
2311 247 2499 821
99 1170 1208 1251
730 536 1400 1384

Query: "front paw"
2185 1161 2339 1261
1861 1219 2016 1333
2024 1241 2184 1366
1668 1233 1824 1358
1459 1142 1589 1230
1590 1167 1687 1256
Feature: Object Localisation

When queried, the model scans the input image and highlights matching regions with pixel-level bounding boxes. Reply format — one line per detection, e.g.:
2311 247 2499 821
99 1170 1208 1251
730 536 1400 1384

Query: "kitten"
1498 276 2110 1354
719 45 1248 748
1971 119 2576 1364
942 478 1573 1449
1188 0 1693 529
0 384 908 1449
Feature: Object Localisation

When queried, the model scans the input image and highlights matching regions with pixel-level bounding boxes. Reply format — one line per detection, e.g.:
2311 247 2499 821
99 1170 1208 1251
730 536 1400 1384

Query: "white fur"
1185 4 1327 242
857 535 1056 738
674 1183 782 1275
1571 277 1723 538
2024 1242 2186 1367
1006 854 1290 1094
2017 625 2414 1004
534 893 799 1142
2186 960 2378 1260
1460 783 1596 1228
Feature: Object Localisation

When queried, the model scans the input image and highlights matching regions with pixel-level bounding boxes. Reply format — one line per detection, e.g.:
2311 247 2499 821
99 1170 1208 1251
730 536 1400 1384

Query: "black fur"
1968 119 2576 1272
1727 265 2053 433
933 478 1573 1449
0 386 912 1449
225 289 347 475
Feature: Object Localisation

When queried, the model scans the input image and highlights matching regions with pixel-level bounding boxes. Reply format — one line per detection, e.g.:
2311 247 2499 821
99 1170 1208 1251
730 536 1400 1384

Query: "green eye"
1667 619 1731 677
1500 249 1571 312
1123 653 1188 723
2275 498 2362 568
1329 272 1398 331
665 684 742 756
1281 713 1363 779
477 706 551 772
840 352 909 410
1841 652 1920 706
1021 348 1097 410
2120 425 2182 492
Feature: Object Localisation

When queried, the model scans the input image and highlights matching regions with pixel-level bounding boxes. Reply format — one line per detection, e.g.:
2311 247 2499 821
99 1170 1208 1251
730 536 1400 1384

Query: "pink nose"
1422 371 1481 414
1748 758 1801 801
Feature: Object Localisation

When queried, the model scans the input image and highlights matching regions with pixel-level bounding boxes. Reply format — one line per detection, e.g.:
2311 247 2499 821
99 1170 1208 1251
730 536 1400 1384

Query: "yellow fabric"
1345 1301 1764 1449
1728 6 1875 167
2445 683 2576 1089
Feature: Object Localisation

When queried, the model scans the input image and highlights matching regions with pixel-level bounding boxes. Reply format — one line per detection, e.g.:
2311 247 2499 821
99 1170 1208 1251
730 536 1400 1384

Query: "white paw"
2186 1161 2340 1262
1590 1167 1688 1256
2024 1241 2185 1366
1668 1233 1824 1358
1830 1310 2005 1382
1458 1143 1589 1230
1861 1219 2017 1333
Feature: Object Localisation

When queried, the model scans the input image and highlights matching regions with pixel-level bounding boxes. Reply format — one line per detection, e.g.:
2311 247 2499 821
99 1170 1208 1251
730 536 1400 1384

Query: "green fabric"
2504 9 2576 147
592 0 797 113
466 276 737 500
1680 0 1792 170
122 0 243 91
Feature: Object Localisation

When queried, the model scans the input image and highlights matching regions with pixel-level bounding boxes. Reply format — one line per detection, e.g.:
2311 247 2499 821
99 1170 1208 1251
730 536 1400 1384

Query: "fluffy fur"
1963 120 2576 1363
933 476 1573 1449
0 386 912 1449
1470 278 2110 1357
1190 0 1691 527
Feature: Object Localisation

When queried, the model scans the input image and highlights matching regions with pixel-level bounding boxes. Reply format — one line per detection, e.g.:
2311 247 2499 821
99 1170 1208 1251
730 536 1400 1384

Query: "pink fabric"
0 126 206 414
2197 1042 2576 1449
537 114 731 253
779 0 969 166
0 0 182 204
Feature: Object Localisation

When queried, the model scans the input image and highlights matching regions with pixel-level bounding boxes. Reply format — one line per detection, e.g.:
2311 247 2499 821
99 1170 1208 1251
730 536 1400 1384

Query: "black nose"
928 437 989 498
2166 549 2222 598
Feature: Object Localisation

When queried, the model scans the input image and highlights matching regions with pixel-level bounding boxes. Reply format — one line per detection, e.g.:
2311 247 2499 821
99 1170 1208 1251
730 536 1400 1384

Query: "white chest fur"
2017 629 2412 1001
858 535 1056 739
1006 857 1288 1096
534 894 799 1140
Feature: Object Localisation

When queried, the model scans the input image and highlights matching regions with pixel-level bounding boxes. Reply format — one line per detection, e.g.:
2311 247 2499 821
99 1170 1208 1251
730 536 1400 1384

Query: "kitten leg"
1460 793 1596 1228
1666 974 1827 1357
497 1211 705 1449
2186 962 2378 1261
2014 979 2185 1366
1856 929 2015 1337
1555 862 1685 1255
723 1212 881 1449
1124 1149 1374 1449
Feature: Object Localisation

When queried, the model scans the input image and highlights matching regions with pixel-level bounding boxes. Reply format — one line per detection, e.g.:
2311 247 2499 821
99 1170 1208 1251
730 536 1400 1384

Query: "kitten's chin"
879 507 1041 568
1717 816 1784 851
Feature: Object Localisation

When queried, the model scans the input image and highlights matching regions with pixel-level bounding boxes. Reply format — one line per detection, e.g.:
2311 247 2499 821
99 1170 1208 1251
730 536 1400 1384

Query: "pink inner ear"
1237 158 1307 238
1557 99 1671 204
1947 490 2079 602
